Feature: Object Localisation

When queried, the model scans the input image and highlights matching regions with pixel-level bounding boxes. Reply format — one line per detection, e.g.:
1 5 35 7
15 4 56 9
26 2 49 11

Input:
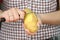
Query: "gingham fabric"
0 0 60 40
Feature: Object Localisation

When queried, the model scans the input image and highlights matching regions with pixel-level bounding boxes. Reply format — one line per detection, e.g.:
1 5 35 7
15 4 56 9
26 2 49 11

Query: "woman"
0 0 60 40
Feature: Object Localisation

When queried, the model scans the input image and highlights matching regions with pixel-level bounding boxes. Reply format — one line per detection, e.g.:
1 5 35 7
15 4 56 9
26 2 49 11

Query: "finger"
22 24 25 27
6 9 15 22
23 23 35 35
37 21 40 27
25 29 35 35
37 19 42 26
11 8 19 21
2 11 10 22
16 8 25 19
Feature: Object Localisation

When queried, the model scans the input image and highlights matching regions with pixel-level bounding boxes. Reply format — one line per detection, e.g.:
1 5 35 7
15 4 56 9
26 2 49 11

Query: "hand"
24 15 42 35
1 8 25 22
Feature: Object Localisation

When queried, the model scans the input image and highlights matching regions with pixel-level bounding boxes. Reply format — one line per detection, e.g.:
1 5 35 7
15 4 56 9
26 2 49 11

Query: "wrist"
36 14 43 24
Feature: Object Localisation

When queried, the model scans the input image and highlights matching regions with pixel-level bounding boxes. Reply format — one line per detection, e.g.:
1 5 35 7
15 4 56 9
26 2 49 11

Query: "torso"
0 0 59 40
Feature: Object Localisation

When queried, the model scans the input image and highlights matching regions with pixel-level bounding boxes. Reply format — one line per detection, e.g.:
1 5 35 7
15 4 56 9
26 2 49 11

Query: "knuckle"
13 19 17 22
5 18 10 22
17 17 19 20
14 17 19 21
9 16 14 22
10 19 13 22
15 18 19 20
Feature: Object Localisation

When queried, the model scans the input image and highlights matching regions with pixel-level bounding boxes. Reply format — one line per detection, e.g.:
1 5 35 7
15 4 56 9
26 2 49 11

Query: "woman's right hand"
0 8 25 22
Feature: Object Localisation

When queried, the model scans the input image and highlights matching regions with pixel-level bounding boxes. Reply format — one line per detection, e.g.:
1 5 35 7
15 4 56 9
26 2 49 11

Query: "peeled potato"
24 8 38 33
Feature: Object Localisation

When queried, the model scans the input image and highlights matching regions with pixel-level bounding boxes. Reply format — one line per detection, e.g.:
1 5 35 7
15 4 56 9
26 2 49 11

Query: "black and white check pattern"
0 0 60 40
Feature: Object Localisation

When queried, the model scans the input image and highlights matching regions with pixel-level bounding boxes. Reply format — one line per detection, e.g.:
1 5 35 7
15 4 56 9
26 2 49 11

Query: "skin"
0 8 60 35
0 8 25 22
39 10 60 25
26 10 60 35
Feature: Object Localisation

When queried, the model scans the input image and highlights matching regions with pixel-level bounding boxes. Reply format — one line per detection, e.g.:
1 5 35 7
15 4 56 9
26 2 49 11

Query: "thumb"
23 24 35 35
25 29 35 35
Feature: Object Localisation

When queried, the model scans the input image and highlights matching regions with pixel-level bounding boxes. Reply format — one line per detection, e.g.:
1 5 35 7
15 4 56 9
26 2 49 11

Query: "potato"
24 8 38 33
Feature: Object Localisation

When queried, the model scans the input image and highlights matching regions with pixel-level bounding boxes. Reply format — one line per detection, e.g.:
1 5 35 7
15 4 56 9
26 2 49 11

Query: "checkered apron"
0 0 60 40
